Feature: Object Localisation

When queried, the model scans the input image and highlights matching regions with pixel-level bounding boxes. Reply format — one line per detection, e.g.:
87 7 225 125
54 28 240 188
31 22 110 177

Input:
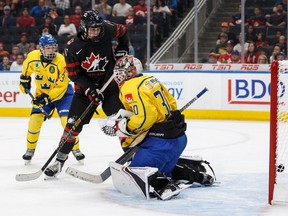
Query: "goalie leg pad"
109 162 158 199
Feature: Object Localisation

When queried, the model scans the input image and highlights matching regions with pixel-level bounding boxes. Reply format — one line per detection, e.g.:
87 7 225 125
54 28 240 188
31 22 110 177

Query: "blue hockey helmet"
39 34 58 60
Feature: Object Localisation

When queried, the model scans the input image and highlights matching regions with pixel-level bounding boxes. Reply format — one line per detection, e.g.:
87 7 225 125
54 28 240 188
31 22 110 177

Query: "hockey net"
269 60 288 204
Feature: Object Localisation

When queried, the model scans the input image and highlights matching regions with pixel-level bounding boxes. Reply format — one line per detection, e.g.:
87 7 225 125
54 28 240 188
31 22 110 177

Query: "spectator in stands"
57 15 77 39
112 0 132 17
0 5 16 28
27 42 37 55
69 5 82 27
266 3 287 27
231 50 241 64
125 7 135 25
214 32 228 57
229 4 249 27
245 24 257 43
270 44 282 62
257 54 268 64
245 41 259 63
39 15 58 36
9 45 21 64
97 0 112 18
94 4 107 20
255 32 269 47
47 3 58 21
54 0 70 12
133 0 147 17
273 0 287 13
233 33 249 54
10 53 25 71
167 0 178 27
0 2 3 16
208 52 218 64
216 22 237 45
30 0 49 18
276 52 286 60
217 40 234 64
16 8 36 28
17 32 30 55
153 0 172 37
277 35 287 54
248 5 266 27
71 0 90 11
0 55 10 71
0 42 9 63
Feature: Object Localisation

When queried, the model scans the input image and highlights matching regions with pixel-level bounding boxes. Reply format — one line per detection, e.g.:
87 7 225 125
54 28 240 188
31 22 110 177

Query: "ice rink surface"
1 117 288 216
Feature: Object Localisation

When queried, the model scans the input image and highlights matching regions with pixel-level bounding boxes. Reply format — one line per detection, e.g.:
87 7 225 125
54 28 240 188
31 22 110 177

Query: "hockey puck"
277 164 285 172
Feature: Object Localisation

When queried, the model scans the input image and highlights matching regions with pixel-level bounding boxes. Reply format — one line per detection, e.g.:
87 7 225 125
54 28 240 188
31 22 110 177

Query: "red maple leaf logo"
82 53 98 70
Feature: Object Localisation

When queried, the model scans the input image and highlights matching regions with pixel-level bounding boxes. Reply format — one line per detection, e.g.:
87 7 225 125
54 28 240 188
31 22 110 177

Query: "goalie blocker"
110 155 215 200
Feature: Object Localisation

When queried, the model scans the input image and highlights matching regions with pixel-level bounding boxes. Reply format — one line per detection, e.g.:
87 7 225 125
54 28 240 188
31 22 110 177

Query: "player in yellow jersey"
100 56 214 200
19 34 85 165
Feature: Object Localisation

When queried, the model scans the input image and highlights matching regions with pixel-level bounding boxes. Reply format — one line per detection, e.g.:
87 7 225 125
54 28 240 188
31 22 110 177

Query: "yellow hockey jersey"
119 74 177 147
20 50 69 102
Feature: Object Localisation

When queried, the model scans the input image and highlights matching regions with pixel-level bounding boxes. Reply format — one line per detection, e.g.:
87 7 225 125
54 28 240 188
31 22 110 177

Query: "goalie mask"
80 10 104 42
39 34 58 61
114 55 143 86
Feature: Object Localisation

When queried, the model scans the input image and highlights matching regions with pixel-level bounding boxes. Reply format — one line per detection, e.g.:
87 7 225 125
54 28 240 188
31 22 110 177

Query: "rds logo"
228 79 285 105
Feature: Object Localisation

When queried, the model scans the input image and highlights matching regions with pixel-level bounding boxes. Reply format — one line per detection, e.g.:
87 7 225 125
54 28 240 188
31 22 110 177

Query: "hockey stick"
15 75 115 182
65 87 209 183
25 89 51 119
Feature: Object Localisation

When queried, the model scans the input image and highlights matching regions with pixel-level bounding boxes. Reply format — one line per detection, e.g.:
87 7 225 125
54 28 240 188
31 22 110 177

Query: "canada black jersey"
64 20 129 92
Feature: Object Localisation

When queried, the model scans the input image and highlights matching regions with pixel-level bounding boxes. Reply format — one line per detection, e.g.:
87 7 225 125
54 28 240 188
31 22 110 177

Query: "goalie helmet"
39 34 58 61
114 55 143 86
80 10 104 42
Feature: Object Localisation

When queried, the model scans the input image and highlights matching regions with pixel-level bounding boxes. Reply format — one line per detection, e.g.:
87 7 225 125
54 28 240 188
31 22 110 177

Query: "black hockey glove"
19 75 31 94
85 85 104 105
32 93 50 106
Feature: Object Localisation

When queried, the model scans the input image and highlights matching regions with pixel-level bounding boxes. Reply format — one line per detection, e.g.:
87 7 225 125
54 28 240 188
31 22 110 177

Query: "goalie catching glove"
19 75 31 94
99 109 134 137
85 84 104 105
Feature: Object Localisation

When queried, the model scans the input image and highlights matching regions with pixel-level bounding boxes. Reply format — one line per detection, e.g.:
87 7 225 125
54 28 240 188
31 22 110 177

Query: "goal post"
269 60 288 204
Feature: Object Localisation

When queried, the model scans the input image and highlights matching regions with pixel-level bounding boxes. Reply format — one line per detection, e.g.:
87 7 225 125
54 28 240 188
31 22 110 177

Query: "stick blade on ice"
15 170 42 181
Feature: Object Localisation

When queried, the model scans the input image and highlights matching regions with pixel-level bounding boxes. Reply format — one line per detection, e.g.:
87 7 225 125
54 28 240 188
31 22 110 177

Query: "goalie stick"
65 87 209 183
15 75 116 182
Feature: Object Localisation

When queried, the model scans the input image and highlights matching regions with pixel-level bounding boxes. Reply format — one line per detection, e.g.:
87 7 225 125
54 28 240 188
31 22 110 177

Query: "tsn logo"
154 64 174 70
212 64 232 70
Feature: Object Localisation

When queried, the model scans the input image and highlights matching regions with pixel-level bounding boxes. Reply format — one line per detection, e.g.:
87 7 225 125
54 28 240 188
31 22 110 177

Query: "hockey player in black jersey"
44 10 129 177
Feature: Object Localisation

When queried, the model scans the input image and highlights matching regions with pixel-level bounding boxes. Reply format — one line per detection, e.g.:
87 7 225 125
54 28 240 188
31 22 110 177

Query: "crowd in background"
0 0 190 71
208 0 288 64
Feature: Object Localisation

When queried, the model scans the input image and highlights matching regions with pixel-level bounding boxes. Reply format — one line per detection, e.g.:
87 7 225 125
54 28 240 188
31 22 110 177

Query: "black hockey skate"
22 149 35 165
44 160 65 177
72 149 85 161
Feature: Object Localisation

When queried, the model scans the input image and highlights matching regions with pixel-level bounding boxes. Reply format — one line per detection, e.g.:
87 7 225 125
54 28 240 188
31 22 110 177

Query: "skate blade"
24 160 31 166
44 175 58 181
77 159 84 165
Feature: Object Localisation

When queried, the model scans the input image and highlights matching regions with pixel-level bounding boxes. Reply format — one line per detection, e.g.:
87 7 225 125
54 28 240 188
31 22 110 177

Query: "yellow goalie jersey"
20 50 69 101
119 74 177 148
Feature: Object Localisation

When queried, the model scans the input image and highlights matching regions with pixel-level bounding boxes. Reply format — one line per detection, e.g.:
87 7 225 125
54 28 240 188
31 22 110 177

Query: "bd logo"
228 79 285 105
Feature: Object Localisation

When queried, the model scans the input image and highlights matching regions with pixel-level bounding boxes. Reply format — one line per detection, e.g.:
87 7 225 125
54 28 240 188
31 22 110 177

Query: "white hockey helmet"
114 55 143 86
